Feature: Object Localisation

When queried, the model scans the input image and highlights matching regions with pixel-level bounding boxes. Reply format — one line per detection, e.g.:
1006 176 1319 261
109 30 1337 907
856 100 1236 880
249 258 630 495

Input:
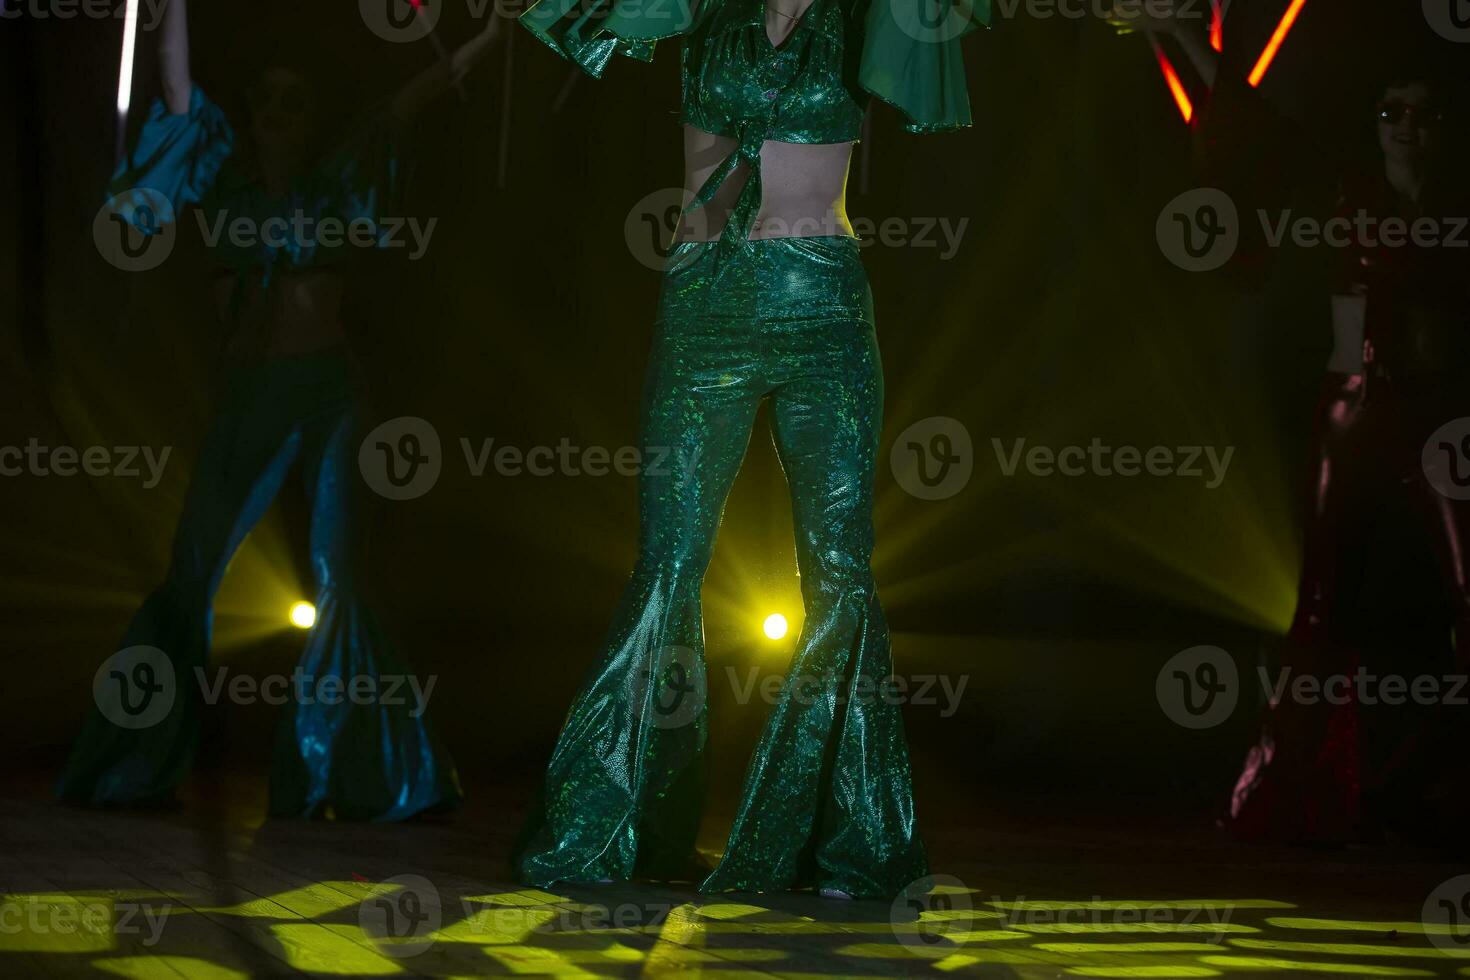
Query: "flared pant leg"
701 239 927 899
56 363 313 807
58 350 461 819
268 402 464 820
513 295 762 885
1228 372 1369 843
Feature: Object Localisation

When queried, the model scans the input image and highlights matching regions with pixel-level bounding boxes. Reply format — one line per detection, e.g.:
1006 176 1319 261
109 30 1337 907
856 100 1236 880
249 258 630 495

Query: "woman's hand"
389 12 505 126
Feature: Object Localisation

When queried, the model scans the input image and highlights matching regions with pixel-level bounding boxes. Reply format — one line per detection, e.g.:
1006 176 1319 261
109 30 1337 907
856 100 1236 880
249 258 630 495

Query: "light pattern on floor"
3 882 1468 977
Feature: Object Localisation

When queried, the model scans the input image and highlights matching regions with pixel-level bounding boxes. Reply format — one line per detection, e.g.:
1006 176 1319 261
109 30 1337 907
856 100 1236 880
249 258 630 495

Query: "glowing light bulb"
289 601 316 629
763 613 788 640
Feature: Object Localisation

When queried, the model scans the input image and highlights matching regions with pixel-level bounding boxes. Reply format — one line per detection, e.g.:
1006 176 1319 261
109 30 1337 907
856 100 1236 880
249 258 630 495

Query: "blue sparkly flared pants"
57 348 462 820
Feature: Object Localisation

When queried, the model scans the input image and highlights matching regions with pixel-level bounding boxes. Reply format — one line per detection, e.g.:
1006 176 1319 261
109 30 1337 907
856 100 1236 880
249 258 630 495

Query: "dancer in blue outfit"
58 1 500 819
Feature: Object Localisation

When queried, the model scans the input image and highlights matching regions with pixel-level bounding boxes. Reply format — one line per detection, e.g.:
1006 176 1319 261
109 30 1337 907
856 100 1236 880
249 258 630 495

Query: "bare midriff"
213 268 347 362
675 125 856 242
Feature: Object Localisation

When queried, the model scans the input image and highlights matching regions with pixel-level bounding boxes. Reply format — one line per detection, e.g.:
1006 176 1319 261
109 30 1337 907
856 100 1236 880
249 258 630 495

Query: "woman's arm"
157 0 192 115
108 0 230 216
388 13 503 126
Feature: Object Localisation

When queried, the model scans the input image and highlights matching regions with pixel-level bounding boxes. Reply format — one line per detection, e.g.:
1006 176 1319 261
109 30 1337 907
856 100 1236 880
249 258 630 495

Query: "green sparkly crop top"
679 0 865 145
520 0 990 242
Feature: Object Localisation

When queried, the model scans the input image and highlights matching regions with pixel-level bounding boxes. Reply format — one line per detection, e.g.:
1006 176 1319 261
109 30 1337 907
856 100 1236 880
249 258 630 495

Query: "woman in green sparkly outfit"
512 0 989 898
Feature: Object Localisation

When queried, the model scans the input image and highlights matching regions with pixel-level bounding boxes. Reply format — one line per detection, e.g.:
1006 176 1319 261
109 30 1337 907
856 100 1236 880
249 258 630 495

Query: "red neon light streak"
1148 35 1193 123
1248 0 1307 87
1209 0 1224 52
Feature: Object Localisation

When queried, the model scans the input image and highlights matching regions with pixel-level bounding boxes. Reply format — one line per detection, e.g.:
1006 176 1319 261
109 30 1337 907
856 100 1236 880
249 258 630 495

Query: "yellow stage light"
763 613 788 640
289 601 316 629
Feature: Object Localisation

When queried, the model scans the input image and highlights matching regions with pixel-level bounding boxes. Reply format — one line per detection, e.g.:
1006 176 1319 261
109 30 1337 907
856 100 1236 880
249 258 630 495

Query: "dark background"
1 0 1465 843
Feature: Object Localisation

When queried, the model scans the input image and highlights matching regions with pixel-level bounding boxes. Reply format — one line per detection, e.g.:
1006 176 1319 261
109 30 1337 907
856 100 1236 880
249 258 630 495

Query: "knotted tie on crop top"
520 0 989 244
677 0 863 243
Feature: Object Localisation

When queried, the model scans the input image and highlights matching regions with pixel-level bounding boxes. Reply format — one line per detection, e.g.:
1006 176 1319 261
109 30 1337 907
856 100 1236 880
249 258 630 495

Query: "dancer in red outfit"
1230 76 1470 843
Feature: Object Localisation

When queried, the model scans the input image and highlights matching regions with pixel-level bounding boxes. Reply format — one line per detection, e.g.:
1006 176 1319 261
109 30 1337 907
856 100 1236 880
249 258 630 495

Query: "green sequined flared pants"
514 235 927 898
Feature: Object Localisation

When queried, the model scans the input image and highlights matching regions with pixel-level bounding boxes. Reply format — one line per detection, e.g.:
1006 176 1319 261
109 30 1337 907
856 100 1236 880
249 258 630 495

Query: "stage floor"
2 772 1468 978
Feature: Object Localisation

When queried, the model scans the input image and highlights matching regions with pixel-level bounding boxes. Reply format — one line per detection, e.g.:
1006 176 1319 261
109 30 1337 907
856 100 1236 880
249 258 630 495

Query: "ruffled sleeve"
855 0 989 133
107 84 235 223
520 0 696 76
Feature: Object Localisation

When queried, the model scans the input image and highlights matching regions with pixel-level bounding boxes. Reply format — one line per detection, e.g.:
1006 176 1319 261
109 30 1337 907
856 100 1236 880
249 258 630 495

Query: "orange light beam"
1209 0 1224 52
1247 0 1307 87
1148 33 1194 123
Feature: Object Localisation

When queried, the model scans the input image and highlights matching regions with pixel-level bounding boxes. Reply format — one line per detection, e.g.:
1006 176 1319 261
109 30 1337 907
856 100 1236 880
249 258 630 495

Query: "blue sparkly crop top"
104 85 400 308
521 0 990 242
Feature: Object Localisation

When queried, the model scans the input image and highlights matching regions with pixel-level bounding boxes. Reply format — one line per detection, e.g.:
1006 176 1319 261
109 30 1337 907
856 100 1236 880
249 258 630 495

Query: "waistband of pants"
219 344 359 413
658 234 872 324
665 233 862 264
